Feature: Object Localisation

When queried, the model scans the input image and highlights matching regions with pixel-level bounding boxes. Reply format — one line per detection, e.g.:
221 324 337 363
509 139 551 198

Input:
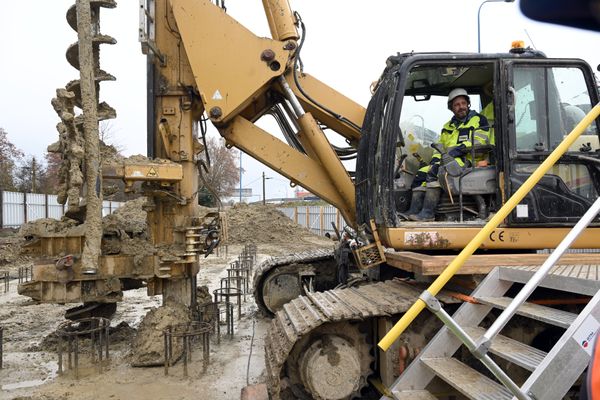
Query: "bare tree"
38 152 62 194
15 156 48 193
0 128 24 191
100 120 125 154
198 137 240 203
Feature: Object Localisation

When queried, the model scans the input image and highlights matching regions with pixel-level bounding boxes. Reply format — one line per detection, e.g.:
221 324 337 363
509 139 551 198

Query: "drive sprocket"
283 321 373 400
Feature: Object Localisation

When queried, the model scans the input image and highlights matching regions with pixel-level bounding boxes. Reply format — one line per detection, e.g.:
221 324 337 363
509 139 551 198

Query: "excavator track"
264 278 426 399
253 248 337 315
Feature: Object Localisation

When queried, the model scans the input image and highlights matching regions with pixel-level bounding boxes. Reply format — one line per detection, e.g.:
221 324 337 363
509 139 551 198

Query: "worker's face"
451 96 469 119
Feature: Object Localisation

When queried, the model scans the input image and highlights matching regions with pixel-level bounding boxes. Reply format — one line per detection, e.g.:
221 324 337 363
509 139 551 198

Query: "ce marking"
489 230 505 242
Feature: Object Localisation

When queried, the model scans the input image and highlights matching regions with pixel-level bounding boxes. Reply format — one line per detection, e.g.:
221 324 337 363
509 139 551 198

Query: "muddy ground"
0 204 333 400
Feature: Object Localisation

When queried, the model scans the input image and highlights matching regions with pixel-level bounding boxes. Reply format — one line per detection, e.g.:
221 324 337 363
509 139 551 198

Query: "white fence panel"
278 205 347 237
47 195 64 219
3 191 24 228
102 200 122 217
0 191 124 228
26 193 47 222
323 205 346 235
307 206 321 235
278 207 295 220
296 207 308 229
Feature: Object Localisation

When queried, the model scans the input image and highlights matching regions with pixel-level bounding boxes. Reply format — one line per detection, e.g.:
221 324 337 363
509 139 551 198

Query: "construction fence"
278 205 348 237
0 191 123 229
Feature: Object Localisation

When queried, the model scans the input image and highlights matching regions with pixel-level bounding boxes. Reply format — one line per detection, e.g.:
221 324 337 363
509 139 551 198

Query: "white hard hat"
447 88 470 109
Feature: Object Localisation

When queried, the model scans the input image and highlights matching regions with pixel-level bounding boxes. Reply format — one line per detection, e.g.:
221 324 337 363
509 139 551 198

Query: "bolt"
261 49 276 62
269 61 281 72
283 41 296 51
209 107 222 119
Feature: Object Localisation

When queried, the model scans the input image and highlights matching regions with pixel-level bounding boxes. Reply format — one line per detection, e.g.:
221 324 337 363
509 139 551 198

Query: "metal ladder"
389 197 600 400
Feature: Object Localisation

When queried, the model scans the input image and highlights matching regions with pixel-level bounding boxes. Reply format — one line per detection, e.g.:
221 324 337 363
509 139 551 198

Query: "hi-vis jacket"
431 110 491 166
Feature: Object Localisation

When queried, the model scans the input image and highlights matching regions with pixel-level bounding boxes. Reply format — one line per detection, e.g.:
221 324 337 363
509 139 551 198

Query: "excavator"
17 0 600 399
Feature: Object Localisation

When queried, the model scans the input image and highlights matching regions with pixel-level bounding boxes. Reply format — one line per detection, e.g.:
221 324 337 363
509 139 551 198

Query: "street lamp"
262 171 273 205
477 0 515 53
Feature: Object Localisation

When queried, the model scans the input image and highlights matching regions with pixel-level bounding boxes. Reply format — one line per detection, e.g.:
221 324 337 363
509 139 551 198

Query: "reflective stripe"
475 132 490 144
438 111 492 164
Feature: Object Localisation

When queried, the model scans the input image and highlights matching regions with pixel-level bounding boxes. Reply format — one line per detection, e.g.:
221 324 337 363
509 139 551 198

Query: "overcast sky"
1 1 599 200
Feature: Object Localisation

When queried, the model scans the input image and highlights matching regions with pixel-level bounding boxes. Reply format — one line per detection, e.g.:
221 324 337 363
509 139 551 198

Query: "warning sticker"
212 90 223 100
573 314 600 356
147 167 158 177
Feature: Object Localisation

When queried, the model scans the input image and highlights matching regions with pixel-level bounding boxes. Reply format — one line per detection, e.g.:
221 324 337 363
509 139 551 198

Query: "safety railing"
379 103 600 397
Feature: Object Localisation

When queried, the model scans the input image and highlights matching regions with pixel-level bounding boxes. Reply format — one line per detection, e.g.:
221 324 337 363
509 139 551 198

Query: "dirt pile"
18 197 148 238
102 196 147 235
102 196 154 265
0 237 32 268
37 321 136 352
196 285 212 305
225 203 315 244
130 303 191 367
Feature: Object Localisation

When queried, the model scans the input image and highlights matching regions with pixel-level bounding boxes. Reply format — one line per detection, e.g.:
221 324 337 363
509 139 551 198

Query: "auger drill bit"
50 0 117 274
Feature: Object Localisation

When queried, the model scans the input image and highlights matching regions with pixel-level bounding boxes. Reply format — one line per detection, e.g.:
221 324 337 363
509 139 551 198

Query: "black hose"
292 13 362 133
356 57 406 226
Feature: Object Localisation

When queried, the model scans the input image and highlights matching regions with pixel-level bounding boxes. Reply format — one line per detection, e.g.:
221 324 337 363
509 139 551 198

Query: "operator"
402 88 491 222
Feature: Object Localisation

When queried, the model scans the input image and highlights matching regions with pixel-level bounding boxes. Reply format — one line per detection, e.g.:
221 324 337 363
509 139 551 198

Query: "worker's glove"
448 144 467 158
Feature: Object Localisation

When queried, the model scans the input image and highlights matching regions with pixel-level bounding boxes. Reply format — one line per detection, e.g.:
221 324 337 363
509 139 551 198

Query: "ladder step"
498 265 600 296
463 326 547 371
422 357 512 400
393 389 438 399
474 296 576 328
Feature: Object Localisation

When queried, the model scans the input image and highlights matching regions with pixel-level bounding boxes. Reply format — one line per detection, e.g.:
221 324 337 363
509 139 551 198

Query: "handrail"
479 195 600 348
379 103 600 351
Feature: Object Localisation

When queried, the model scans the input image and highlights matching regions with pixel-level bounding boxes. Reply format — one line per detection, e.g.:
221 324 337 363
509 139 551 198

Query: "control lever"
430 143 455 166
431 142 462 176
412 152 427 168
394 153 408 178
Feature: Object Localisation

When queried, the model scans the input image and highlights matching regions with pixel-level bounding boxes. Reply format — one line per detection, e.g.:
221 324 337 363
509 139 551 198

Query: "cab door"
503 59 600 226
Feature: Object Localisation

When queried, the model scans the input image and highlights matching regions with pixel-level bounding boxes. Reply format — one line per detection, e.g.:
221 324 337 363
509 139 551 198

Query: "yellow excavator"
18 1 600 399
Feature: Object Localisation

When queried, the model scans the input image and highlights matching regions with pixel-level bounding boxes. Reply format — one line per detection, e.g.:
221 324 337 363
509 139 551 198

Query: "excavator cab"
357 48 600 249
395 61 501 221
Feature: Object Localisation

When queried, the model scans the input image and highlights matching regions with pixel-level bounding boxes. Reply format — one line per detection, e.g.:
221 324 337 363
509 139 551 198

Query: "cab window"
513 66 599 152
397 64 492 180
